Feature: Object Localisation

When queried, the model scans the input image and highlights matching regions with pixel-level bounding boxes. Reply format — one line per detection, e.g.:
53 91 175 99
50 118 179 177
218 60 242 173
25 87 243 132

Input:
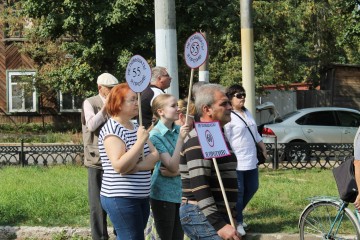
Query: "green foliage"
2 0 360 96
0 123 80 133
0 123 82 143
18 0 155 97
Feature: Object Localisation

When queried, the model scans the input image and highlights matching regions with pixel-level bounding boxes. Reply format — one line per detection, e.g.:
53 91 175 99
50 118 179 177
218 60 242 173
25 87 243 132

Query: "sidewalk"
0 226 299 240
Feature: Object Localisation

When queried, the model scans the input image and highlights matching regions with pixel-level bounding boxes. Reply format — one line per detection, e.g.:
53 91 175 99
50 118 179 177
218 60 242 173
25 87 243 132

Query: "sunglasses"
234 92 246 99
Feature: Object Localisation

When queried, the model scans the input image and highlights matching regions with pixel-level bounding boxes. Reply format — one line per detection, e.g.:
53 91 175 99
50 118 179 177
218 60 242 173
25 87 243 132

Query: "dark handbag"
332 156 358 203
256 144 266 165
231 111 266 165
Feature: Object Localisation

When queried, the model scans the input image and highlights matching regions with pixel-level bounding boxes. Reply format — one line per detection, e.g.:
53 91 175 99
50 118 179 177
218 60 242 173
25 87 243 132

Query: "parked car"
261 107 360 161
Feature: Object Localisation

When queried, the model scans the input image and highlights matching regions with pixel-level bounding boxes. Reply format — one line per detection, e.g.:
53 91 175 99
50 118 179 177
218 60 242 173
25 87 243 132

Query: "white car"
260 107 360 162
262 107 360 144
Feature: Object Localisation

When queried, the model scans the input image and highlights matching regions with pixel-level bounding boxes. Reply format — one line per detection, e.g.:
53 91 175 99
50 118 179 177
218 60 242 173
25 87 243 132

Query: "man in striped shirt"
179 84 241 240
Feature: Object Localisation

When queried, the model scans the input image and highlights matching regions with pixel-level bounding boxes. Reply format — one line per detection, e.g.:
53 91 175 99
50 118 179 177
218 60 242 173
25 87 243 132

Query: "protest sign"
184 32 209 123
125 55 151 127
195 121 230 159
184 32 208 69
125 55 151 93
195 121 235 227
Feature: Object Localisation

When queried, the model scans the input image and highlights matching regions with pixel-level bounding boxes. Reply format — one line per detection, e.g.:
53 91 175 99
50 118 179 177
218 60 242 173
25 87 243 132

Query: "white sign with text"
195 121 230 159
184 32 208 69
125 55 151 93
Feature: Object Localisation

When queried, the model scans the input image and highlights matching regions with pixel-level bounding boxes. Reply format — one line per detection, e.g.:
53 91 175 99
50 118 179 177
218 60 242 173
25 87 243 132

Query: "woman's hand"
179 124 190 140
137 126 150 144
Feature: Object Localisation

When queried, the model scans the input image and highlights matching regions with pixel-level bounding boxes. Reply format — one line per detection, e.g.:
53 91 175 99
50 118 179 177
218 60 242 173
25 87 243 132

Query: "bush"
0 123 82 144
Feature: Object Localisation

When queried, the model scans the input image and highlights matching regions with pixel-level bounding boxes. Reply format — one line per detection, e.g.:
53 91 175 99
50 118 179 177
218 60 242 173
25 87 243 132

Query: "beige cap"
97 73 119 87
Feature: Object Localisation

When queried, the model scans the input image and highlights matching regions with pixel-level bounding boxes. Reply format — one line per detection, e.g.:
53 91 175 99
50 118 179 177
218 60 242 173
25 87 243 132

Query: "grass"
247 168 338 233
0 166 339 234
0 165 88 227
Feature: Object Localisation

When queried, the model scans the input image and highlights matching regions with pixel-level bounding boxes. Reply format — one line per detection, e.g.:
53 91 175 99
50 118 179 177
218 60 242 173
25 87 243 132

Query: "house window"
7 70 37 113
59 92 82 112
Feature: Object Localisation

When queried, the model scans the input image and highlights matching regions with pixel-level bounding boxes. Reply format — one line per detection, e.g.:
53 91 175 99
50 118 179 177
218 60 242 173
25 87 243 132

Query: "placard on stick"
194 121 230 159
184 32 208 69
194 121 235 227
125 55 151 93
184 32 208 124
125 55 151 128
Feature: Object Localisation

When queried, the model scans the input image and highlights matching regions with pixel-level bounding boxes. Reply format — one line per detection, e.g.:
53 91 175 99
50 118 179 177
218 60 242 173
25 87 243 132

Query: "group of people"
81 67 267 240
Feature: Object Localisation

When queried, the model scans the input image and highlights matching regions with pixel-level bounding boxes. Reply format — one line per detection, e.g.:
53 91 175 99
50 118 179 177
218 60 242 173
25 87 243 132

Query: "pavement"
0 226 299 240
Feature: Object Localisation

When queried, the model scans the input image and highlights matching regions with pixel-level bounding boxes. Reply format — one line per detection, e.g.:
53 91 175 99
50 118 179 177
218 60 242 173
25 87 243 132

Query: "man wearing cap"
81 72 118 240
139 66 172 128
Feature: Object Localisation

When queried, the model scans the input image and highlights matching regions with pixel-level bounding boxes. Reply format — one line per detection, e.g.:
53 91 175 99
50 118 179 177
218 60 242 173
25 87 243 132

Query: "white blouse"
224 110 262 170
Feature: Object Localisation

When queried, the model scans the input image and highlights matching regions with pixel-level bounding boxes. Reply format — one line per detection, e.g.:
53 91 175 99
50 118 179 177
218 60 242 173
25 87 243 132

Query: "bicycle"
299 196 360 239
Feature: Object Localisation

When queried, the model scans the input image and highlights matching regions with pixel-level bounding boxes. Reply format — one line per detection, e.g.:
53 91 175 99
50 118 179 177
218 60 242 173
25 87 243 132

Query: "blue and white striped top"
99 118 151 198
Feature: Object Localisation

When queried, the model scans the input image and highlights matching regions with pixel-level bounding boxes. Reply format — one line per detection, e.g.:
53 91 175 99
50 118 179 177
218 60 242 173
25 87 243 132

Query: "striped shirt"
99 118 151 198
180 128 238 231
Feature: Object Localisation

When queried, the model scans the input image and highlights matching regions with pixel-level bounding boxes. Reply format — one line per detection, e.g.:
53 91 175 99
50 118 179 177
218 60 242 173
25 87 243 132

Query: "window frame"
58 91 82 113
6 70 38 113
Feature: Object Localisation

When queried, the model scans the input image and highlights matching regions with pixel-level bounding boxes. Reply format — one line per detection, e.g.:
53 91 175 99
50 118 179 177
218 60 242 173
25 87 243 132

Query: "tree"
18 0 155 97
2 0 360 98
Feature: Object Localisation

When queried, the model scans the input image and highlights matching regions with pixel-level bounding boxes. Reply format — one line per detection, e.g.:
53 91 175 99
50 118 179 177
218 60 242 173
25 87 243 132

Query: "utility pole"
240 0 255 116
154 0 179 98
199 31 209 82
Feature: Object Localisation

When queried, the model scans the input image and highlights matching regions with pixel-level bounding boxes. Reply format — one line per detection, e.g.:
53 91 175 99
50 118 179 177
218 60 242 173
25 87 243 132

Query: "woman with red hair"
98 83 159 240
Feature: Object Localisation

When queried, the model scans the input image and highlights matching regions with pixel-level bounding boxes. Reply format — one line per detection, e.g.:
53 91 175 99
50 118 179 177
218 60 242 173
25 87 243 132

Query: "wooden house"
320 64 360 110
0 26 81 128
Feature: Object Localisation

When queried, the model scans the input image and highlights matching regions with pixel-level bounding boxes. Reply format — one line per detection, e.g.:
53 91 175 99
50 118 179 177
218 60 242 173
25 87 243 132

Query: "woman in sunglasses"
224 84 267 237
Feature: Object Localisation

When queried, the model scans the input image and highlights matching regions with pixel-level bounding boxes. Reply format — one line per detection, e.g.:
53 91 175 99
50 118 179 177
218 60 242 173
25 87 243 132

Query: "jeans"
88 168 109 240
236 168 259 223
150 198 184 240
100 196 150 240
179 203 221 240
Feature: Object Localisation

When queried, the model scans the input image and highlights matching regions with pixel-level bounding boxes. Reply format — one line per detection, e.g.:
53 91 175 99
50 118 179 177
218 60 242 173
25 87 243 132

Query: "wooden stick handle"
137 92 144 161
212 158 235 227
185 68 194 124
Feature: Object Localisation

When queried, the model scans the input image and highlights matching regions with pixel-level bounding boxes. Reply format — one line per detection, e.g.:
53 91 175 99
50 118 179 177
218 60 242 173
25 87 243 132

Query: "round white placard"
125 55 151 93
184 32 208 69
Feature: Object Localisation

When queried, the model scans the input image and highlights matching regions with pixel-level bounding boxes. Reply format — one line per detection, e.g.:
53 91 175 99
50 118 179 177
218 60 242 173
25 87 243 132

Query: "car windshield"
275 111 300 123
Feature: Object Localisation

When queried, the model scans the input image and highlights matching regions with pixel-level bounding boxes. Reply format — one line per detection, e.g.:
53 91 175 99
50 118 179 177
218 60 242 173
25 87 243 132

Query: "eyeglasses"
161 73 170 78
234 92 246 99
124 98 138 104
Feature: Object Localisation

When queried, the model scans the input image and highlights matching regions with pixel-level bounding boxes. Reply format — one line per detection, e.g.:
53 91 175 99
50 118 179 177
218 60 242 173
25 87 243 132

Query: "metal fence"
263 142 353 169
0 141 353 169
0 141 83 166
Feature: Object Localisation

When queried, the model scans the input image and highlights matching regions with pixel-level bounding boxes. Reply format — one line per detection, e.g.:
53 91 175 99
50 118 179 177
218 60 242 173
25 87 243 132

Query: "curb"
0 226 299 240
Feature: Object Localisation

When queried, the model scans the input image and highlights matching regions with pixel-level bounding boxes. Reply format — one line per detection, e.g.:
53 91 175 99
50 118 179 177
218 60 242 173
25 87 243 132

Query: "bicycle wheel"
299 201 360 239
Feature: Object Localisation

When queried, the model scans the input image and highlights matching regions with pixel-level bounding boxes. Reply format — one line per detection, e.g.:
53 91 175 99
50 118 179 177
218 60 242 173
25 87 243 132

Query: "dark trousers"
150 198 184 240
88 167 109 240
236 168 259 224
